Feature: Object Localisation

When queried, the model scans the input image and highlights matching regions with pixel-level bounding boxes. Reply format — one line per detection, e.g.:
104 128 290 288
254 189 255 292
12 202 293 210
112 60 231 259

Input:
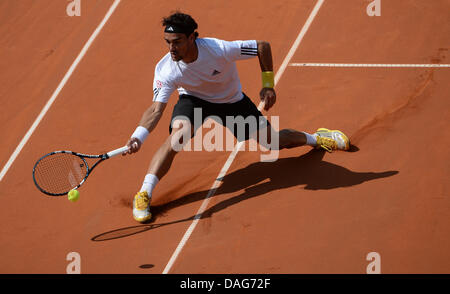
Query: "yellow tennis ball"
68 189 80 202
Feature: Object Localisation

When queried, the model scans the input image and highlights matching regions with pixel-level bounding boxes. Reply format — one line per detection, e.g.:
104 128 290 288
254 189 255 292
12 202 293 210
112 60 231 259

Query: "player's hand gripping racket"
32 145 132 196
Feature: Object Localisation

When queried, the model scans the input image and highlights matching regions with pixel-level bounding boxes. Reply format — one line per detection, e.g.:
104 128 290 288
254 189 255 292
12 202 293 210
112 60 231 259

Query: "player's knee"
169 119 194 151
256 124 276 146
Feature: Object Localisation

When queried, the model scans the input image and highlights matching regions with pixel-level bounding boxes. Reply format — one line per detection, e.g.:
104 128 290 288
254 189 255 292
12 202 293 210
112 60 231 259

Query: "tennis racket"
32 145 131 196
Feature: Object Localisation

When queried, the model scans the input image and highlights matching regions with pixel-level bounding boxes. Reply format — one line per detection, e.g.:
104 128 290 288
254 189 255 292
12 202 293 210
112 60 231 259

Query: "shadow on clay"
91 146 398 242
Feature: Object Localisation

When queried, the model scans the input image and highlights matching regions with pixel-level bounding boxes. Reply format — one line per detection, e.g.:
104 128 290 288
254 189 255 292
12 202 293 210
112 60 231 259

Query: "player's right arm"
124 58 176 155
138 101 167 132
124 101 167 155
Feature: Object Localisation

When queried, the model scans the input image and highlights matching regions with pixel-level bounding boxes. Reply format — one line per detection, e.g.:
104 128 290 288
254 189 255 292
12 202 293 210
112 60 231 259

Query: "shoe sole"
133 213 152 223
316 128 350 151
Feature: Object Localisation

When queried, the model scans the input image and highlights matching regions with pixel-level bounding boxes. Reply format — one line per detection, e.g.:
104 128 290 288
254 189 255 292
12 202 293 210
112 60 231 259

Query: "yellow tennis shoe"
133 191 152 223
315 128 350 152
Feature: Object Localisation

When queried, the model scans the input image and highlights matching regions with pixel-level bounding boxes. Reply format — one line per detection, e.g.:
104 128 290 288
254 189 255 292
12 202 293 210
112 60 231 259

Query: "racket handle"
106 146 130 158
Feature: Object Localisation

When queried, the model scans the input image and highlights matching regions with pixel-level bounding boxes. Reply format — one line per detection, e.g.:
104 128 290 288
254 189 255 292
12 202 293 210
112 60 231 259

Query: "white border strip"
0 0 122 182
162 0 325 274
275 0 325 84
290 63 450 68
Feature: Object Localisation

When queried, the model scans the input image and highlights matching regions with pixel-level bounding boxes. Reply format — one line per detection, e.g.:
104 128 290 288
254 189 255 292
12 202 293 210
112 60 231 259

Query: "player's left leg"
259 125 350 152
229 94 349 152
221 94 325 151
256 125 316 150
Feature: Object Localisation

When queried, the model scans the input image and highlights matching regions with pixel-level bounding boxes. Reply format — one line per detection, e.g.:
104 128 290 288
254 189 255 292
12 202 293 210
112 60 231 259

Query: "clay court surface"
0 0 449 274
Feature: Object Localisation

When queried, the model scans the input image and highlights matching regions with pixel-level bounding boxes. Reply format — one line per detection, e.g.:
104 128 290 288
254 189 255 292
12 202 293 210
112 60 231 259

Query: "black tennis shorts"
169 93 271 141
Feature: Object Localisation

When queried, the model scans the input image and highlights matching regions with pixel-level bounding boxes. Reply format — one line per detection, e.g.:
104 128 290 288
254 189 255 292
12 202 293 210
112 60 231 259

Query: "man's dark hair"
162 12 199 38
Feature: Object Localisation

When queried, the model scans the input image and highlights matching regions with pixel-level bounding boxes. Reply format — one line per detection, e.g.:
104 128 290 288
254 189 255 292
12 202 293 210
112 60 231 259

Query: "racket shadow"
91 218 189 242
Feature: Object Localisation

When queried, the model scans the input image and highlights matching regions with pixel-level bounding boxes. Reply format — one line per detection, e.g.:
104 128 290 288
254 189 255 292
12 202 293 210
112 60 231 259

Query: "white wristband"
131 126 149 143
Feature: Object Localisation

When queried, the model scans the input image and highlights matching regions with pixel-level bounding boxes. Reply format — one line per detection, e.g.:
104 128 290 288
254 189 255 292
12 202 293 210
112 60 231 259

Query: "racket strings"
33 153 87 195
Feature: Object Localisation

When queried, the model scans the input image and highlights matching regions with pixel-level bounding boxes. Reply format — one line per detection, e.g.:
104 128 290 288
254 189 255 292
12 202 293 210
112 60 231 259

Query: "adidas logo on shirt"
167 26 174 31
212 69 221 76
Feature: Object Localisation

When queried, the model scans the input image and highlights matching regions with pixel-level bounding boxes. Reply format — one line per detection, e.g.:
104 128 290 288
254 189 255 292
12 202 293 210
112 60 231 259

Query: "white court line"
275 0 325 84
162 0 325 274
0 0 122 182
290 63 450 68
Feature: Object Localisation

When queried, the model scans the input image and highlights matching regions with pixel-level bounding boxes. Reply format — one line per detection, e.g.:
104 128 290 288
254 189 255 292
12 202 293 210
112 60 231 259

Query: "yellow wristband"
261 71 274 88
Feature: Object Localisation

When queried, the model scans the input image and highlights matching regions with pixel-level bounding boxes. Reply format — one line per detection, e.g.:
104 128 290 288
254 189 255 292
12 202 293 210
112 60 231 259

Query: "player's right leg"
133 118 194 223
133 95 200 223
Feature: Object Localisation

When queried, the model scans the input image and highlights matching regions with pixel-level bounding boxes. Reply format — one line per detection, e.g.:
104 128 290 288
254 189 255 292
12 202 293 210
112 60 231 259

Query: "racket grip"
106 146 130 158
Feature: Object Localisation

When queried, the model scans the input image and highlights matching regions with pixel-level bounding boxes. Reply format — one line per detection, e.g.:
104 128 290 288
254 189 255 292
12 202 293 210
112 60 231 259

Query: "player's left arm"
257 40 276 111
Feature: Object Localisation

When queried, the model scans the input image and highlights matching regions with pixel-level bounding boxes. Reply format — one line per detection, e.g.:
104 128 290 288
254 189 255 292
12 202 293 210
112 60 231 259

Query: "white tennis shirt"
152 38 258 104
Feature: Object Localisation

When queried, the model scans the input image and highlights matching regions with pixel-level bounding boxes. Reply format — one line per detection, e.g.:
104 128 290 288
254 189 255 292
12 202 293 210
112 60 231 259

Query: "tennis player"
123 12 350 223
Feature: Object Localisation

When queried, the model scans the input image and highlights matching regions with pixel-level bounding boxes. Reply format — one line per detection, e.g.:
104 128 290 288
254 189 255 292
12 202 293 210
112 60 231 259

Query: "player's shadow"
153 146 397 218
92 146 399 241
